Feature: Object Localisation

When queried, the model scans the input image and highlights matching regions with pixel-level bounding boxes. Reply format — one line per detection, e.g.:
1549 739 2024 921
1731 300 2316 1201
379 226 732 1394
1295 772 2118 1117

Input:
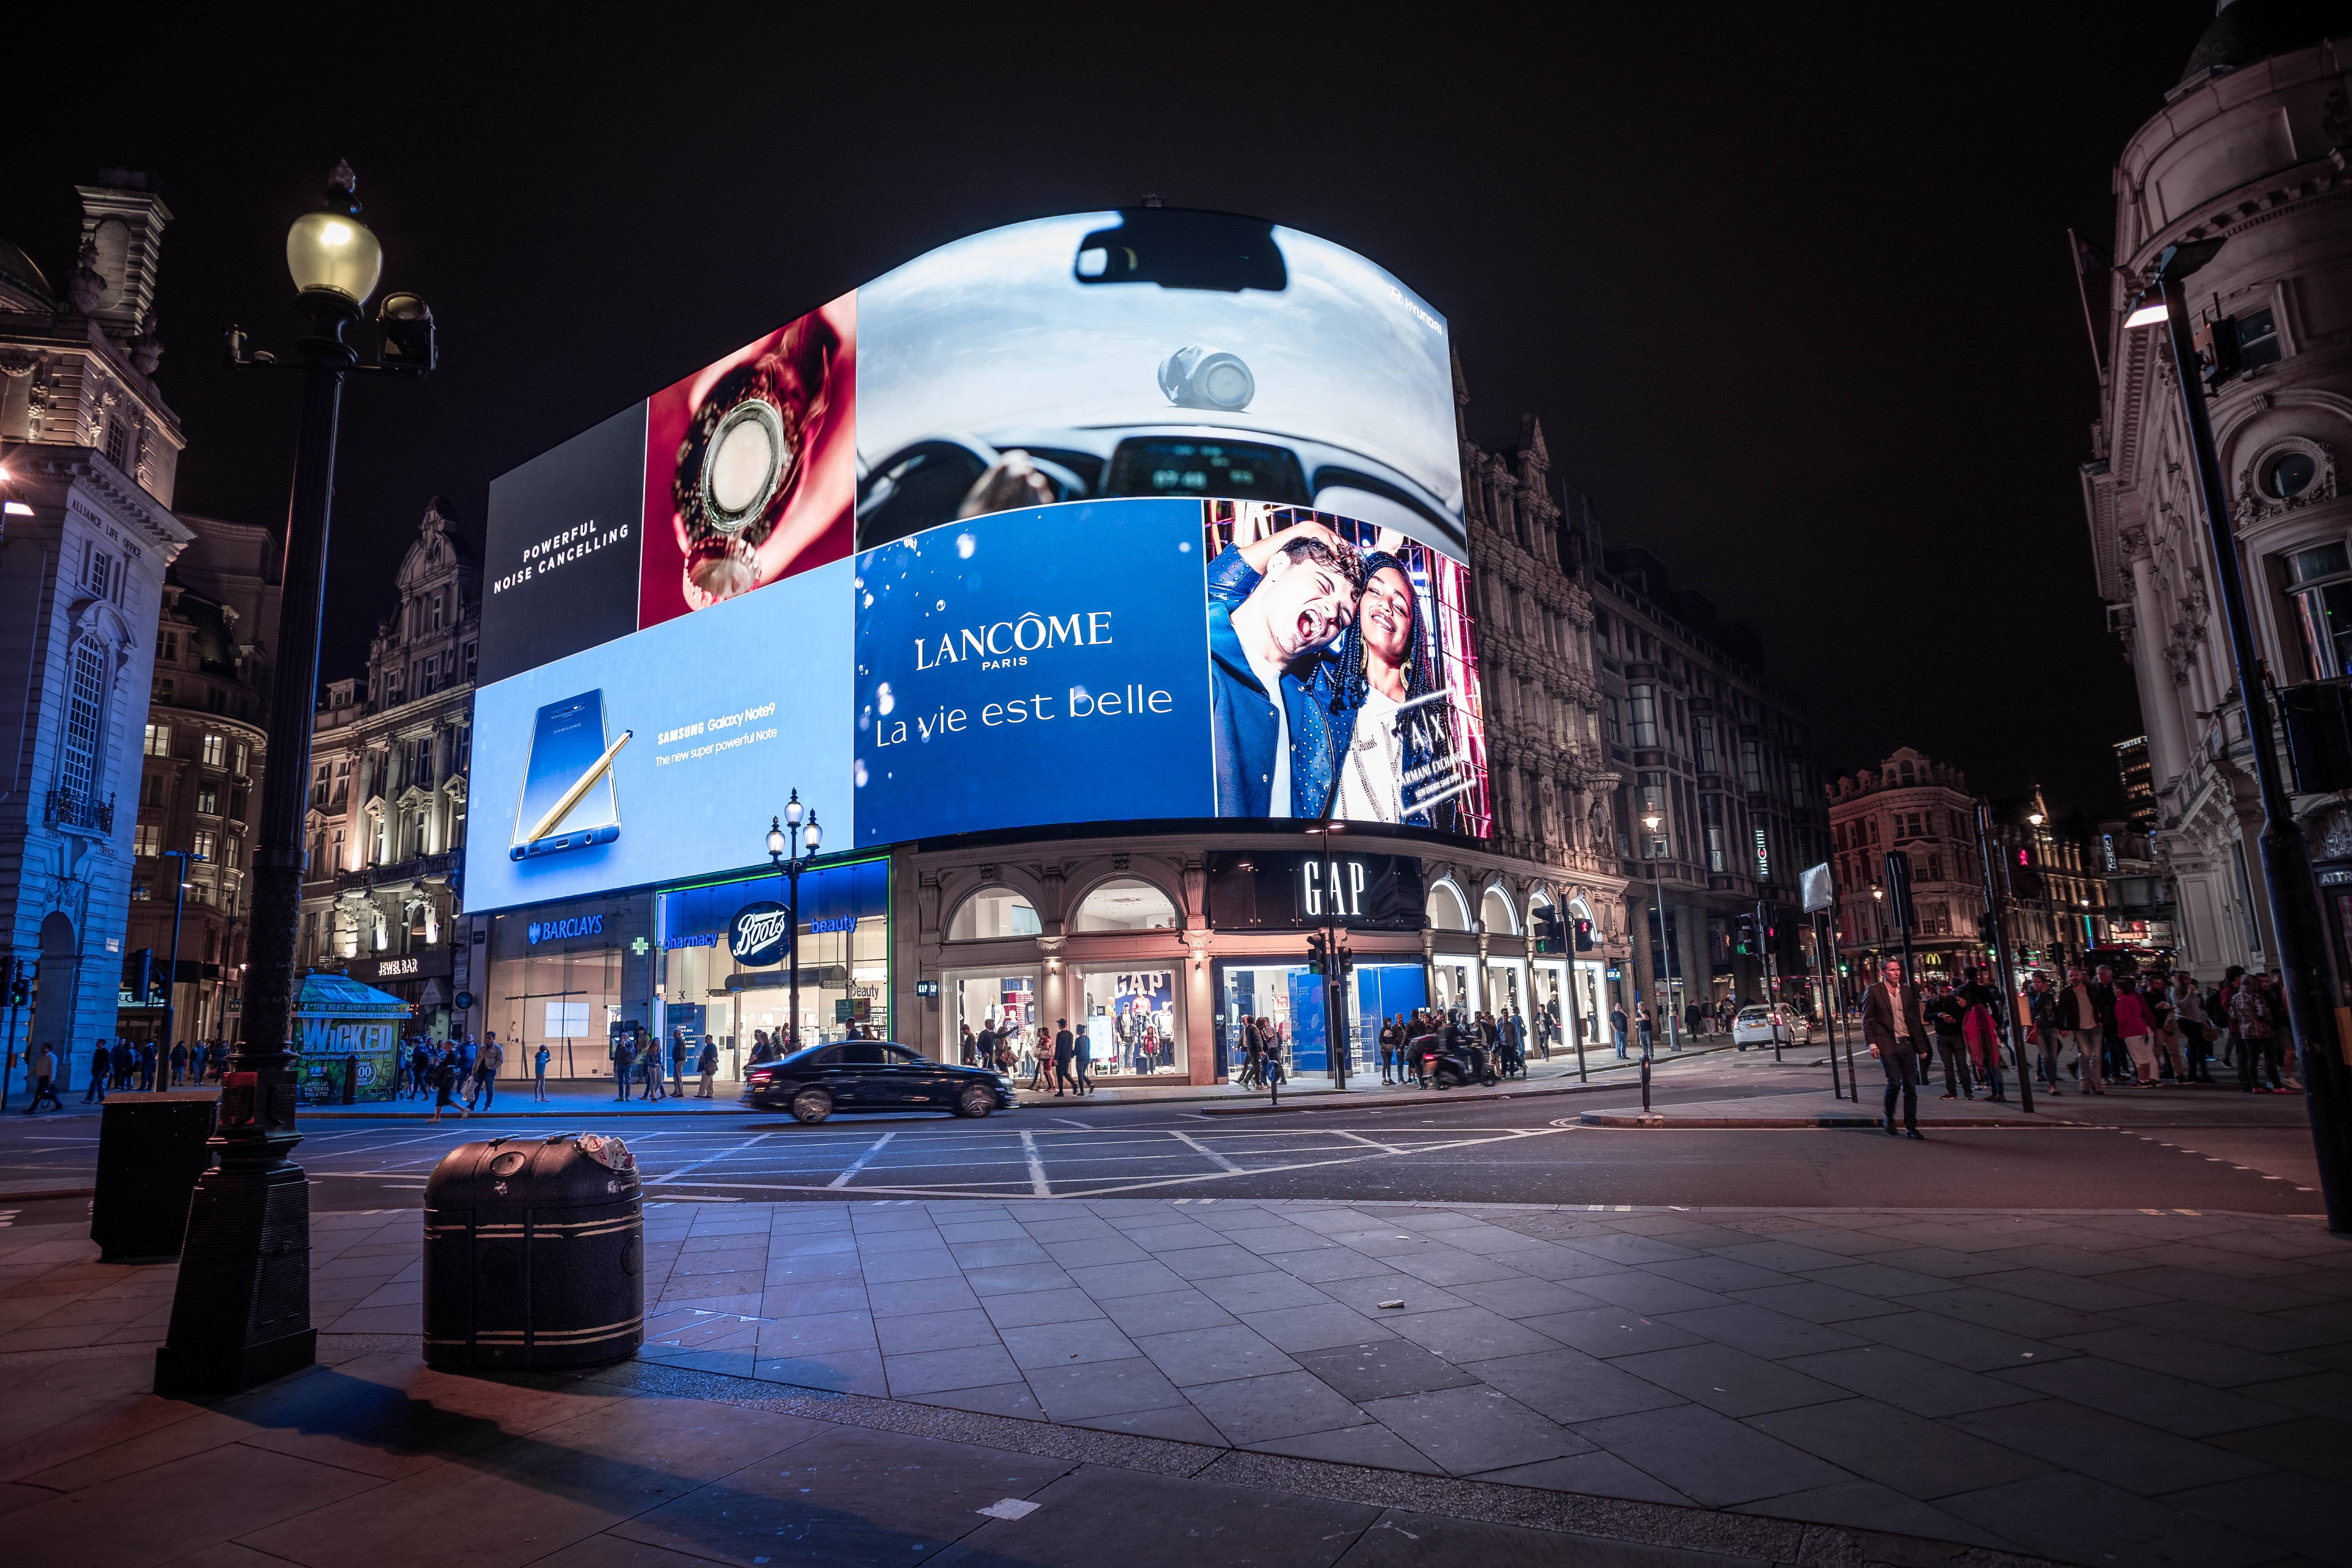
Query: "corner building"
2082 6 2352 979
461 209 1831 1089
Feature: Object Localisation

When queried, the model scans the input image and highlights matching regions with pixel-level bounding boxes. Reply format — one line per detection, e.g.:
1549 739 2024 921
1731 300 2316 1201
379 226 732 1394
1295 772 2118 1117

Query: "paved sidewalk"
9 1195 2352 1564
1581 1083 2317 1135
5 1218 1976 1568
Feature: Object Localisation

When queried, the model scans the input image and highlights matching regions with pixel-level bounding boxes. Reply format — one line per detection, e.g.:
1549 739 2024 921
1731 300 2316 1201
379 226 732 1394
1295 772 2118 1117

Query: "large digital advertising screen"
465 558 856 914
465 210 1477 912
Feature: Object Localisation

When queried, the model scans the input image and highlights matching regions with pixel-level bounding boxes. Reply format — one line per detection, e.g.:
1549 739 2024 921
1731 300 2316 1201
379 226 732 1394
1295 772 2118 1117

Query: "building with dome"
0 170 196 1084
294 499 480 1034
2080 0 2352 977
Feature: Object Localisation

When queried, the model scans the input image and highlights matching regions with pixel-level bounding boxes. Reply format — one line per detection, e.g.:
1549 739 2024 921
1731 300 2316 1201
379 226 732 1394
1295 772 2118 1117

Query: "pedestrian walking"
697 1038 718 1098
1924 981 1973 1100
642 1033 666 1102
1958 968 2007 1103
2171 972 2214 1083
21 1043 61 1113
669 1030 686 1096
1073 1022 1094 1095
426 1052 468 1123
1610 1003 1630 1061
1635 1003 1653 1058
613 1029 636 1102
83 1040 109 1103
2054 966 2111 1094
169 1040 189 1087
475 1035 505 1109
2232 975 2288 1092
1052 1019 1076 1096
2114 982 2159 1086
1863 958 1928 1139
534 1044 552 1101
111 1037 133 1091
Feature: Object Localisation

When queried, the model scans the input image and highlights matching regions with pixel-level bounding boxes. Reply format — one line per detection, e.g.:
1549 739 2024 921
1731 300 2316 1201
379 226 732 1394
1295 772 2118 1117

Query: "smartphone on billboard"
510 690 626 861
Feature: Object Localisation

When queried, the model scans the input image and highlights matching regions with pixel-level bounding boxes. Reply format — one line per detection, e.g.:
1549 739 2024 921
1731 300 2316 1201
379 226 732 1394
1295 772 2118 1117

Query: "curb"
1203 1078 1641 1117
1579 1110 2070 1130
301 1100 753 1120
0 1187 94 1202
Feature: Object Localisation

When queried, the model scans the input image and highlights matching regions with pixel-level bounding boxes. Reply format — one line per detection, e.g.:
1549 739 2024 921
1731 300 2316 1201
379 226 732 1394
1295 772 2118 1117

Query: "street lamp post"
157 164 433 1397
1641 814 1679 1053
1305 822 1349 1090
2126 238 2352 1229
160 849 200 1067
766 792 822 1049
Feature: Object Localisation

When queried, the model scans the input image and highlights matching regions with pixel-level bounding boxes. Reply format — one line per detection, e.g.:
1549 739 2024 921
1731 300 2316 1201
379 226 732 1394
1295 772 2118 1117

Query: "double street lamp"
766 791 823 1049
156 164 435 1397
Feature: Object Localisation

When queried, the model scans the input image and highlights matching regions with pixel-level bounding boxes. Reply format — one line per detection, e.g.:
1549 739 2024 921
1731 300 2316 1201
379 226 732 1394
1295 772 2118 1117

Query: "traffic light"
1305 933 1328 976
7 961 26 1007
1735 918 1756 955
1573 917 1595 952
1535 907 1566 955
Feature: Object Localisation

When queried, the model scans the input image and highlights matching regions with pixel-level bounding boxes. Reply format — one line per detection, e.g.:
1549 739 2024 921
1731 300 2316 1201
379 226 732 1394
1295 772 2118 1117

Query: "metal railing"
43 788 114 834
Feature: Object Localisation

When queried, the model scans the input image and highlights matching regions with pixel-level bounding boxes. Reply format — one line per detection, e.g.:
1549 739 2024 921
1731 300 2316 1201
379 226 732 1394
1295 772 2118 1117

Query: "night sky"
4 6 2226 821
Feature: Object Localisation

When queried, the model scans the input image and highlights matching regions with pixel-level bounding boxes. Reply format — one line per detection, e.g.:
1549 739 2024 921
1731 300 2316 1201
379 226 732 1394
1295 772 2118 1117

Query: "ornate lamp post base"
154 1144 314 1396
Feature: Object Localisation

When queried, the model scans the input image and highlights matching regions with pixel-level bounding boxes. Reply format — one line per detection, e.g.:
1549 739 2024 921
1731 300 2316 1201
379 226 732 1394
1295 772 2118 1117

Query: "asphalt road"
0 1051 2324 1220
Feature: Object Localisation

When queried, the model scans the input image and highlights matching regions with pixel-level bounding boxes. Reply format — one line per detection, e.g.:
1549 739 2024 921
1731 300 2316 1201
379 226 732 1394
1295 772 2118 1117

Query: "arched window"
1071 877 1177 932
1426 881 1470 931
947 886 1042 941
1481 885 1519 935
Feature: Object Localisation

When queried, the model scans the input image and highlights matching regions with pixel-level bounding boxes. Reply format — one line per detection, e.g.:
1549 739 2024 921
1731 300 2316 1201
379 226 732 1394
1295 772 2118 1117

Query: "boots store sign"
729 901 793 965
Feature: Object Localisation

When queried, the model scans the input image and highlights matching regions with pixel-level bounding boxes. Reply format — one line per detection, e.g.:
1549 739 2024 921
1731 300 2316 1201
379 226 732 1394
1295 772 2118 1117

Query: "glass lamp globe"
804 813 823 853
766 818 787 858
784 789 803 829
286 207 382 307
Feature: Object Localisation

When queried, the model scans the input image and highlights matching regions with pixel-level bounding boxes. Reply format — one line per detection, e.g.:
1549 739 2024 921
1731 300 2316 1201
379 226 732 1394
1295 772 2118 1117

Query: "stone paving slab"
8 1194 2350 1564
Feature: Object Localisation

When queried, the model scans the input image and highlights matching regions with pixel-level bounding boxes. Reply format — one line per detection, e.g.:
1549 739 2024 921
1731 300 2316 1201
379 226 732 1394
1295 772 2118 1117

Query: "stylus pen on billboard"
525 729 632 843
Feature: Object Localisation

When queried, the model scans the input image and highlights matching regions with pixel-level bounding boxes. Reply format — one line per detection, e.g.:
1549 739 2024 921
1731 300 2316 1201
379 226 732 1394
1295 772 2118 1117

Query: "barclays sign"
527 914 606 945
729 900 793 966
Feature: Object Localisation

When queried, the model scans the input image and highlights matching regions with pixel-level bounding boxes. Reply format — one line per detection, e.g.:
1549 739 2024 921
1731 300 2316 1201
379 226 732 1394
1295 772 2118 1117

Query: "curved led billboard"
467 209 1476 912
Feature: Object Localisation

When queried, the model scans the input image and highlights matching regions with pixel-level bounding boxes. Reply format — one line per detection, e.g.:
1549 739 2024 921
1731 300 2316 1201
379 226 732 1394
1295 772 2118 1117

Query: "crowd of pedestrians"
18 1035 232 1113
2023 962 2287 1094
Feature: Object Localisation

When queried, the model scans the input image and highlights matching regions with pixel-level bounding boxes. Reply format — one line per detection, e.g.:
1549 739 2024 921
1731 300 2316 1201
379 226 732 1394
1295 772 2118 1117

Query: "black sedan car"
743 1040 1018 1123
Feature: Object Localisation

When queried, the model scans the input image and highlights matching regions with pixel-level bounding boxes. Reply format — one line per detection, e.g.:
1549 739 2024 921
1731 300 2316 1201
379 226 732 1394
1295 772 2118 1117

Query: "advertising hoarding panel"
463 557 855 914
480 402 648 686
853 499 1212 845
854 211 1458 559
641 292 857 630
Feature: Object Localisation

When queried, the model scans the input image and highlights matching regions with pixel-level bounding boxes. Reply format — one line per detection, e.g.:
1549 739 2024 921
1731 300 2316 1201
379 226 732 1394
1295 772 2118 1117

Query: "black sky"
4 5 2224 820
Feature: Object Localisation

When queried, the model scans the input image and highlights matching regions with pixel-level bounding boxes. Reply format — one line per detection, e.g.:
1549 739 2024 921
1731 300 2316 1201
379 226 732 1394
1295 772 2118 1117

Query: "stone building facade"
2082 8 2352 978
0 172 194 1083
296 501 479 1035
119 513 279 1048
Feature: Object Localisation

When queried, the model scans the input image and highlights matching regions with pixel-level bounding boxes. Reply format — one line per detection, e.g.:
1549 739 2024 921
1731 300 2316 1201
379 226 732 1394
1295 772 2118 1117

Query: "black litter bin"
91 1093 219 1262
423 1132 643 1371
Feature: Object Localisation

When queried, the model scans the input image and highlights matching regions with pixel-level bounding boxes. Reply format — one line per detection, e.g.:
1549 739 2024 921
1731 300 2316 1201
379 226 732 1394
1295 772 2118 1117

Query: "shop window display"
1078 968 1179 1075
948 887 1041 940
657 859 889 1067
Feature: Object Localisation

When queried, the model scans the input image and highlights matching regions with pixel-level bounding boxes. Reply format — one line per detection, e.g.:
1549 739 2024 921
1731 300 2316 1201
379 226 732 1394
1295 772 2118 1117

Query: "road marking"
1333 1130 1403 1154
647 1131 776 1185
1167 1130 1245 1172
827 1131 898 1189
1019 1129 1051 1196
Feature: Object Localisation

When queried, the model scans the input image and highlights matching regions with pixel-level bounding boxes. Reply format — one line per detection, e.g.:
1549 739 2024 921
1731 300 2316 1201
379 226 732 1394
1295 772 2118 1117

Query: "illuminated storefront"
654 858 889 1074
480 894 653 1078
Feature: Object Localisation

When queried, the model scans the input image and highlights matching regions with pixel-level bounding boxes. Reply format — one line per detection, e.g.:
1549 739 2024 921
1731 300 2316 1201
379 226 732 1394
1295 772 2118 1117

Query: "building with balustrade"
295 500 479 1035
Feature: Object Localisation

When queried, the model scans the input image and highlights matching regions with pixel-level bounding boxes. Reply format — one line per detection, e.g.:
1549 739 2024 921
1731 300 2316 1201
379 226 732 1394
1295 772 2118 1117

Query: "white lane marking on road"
1020 1129 1051 1196
647 1131 777 1185
827 1131 899 1189
1332 1131 1402 1154
1051 1118 1091 1129
1167 1130 1245 1172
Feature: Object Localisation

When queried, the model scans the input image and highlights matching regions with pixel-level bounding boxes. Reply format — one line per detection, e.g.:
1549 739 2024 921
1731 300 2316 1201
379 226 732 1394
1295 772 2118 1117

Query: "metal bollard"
1641 1052 1652 1114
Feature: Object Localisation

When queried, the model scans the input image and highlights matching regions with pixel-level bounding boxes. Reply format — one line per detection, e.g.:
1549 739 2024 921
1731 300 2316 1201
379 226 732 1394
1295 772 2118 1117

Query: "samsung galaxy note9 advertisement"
465 557 857 913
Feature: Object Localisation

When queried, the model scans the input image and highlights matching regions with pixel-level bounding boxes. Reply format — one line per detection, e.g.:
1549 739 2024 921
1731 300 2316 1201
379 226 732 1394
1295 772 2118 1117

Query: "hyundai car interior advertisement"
465 209 1480 912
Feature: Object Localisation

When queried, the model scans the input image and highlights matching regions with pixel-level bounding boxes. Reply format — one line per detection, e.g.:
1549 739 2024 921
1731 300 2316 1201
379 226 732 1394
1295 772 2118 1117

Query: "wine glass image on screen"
510 690 630 861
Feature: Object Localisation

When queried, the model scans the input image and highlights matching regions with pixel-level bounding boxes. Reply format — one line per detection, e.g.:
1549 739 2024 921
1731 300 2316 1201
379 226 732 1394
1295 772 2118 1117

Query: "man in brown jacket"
1864 957 1929 1140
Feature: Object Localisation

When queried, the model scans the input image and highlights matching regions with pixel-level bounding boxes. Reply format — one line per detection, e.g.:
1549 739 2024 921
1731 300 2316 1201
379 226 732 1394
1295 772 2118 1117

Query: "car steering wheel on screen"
855 437 1091 548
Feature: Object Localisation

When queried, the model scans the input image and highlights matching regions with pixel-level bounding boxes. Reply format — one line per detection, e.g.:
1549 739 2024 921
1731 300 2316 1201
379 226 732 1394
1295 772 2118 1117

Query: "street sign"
454 991 475 1011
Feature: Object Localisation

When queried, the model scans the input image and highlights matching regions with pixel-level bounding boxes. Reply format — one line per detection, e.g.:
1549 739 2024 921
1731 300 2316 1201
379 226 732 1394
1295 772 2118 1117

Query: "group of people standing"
615 1027 722 1102
2024 963 2290 1094
16 1035 232 1112
397 1033 524 1122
